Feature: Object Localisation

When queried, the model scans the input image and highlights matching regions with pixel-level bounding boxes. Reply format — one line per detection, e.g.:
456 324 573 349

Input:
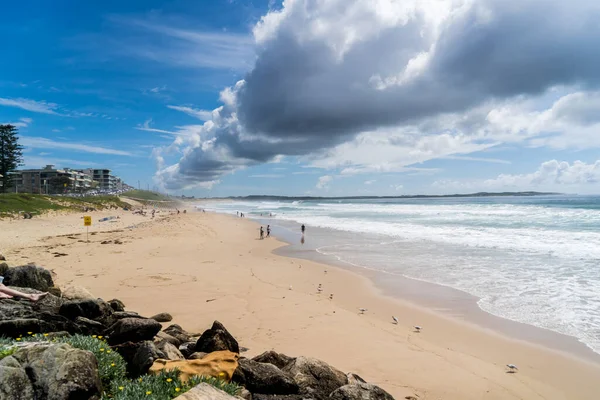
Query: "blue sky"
2 0 600 196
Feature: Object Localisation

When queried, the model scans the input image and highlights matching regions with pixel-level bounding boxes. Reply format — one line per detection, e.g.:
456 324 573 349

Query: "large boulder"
75 317 107 335
113 311 145 320
150 312 173 322
61 285 95 300
252 351 295 369
155 331 181 347
164 324 193 344
108 299 125 312
234 358 299 395
283 357 348 399
10 343 102 400
156 340 184 360
329 383 395 400
104 317 161 345
112 341 164 378
0 294 81 337
0 355 35 399
2 264 53 291
176 382 238 400
179 342 197 359
195 321 239 353
59 299 114 326
0 261 9 274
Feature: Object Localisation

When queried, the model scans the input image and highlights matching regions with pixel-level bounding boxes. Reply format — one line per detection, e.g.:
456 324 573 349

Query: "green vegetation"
0 334 241 399
0 193 129 217
122 190 172 202
0 124 24 193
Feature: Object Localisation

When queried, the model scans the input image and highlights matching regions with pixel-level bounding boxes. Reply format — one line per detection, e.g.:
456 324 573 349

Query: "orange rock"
149 350 239 382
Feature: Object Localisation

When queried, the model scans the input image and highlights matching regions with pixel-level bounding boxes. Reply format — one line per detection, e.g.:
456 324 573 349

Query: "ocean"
202 195 600 355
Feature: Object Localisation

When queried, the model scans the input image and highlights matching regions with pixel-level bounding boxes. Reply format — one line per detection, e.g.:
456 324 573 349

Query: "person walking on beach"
267 225 271 237
301 224 306 234
260 226 264 239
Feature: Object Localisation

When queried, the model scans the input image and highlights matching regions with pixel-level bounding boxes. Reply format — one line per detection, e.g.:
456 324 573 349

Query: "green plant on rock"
0 345 17 360
102 370 241 400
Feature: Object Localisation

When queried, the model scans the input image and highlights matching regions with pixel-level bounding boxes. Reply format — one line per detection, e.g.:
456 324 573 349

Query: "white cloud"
20 137 133 156
364 180 376 185
316 175 333 189
2 117 33 128
0 98 59 115
23 156 99 168
434 160 600 193
390 184 403 191
135 119 176 135
167 105 214 121
249 174 285 178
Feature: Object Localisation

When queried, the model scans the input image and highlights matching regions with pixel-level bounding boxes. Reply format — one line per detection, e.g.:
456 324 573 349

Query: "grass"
121 190 172 202
0 334 242 399
0 193 129 217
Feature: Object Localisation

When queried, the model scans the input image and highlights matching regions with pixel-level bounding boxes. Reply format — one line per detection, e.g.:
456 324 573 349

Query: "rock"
2 264 54 291
61 285 95 300
112 341 164 378
283 357 347 399
234 358 299 395
150 312 173 322
176 382 238 400
108 299 125 312
47 286 61 297
179 341 197 358
238 388 253 400
149 350 239 382
0 253 5 261
188 352 208 360
155 331 181 347
0 292 81 337
59 299 113 323
0 261 9 274
0 356 35 399
11 343 102 400
346 373 367 385
195 320 240 354
329 383 394 400
113 311 145 319
156 340 184 360
253 395 313 400
164 324 192 343
75 316 106 335
104 317 162 345
252 351 295 369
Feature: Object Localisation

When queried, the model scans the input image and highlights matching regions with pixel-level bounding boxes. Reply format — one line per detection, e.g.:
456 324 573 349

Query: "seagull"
392 316 399 324
506 364 518 373
359 308 368 314
317 287 323 293
413 326 422 332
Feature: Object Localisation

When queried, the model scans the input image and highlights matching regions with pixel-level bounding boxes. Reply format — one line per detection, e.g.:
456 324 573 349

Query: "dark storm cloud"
156 0 600 189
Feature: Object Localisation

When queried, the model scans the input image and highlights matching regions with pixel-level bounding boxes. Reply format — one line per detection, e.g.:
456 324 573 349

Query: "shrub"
102 370 241 400
0 345 16 360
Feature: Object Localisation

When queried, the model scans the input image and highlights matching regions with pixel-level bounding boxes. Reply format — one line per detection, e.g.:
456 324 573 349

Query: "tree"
48 175 72 194
0 124 24 193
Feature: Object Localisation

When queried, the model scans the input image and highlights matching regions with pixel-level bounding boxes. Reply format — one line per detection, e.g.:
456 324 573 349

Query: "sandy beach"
2 208 600 400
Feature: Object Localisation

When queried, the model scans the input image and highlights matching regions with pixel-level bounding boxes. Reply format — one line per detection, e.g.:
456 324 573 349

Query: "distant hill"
225 191 561 201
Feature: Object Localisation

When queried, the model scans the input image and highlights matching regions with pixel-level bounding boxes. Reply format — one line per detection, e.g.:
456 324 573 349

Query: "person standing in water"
301 224 306 234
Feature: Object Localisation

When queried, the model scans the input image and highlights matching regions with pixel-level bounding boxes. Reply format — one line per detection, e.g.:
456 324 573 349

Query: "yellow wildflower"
27 332 33 335
98 336 103 339
107 350 111 353
139 378 143 382
111 363 115 367
166 378 172 383
175 388 180 392
43 333 49 337
146 391 152 395
99 348 105 352
16 338 21 341
91 335 97 338
118 386 124 391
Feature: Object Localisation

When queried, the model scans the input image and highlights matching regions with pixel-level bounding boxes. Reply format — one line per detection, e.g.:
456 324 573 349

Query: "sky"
1 0 600 197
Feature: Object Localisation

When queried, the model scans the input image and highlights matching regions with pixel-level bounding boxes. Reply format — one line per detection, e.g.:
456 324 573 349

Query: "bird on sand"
359 308 368 314
392 316 399 324
317 287 323 293
413 326 422 332
506 364 518 372
329 294 334 300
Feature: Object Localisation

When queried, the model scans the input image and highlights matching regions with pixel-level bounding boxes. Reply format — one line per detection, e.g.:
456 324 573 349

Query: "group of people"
237 211 245 218
259 225 271 239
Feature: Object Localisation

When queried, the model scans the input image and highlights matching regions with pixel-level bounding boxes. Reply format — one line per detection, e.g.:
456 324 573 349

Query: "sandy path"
2 211 599 399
